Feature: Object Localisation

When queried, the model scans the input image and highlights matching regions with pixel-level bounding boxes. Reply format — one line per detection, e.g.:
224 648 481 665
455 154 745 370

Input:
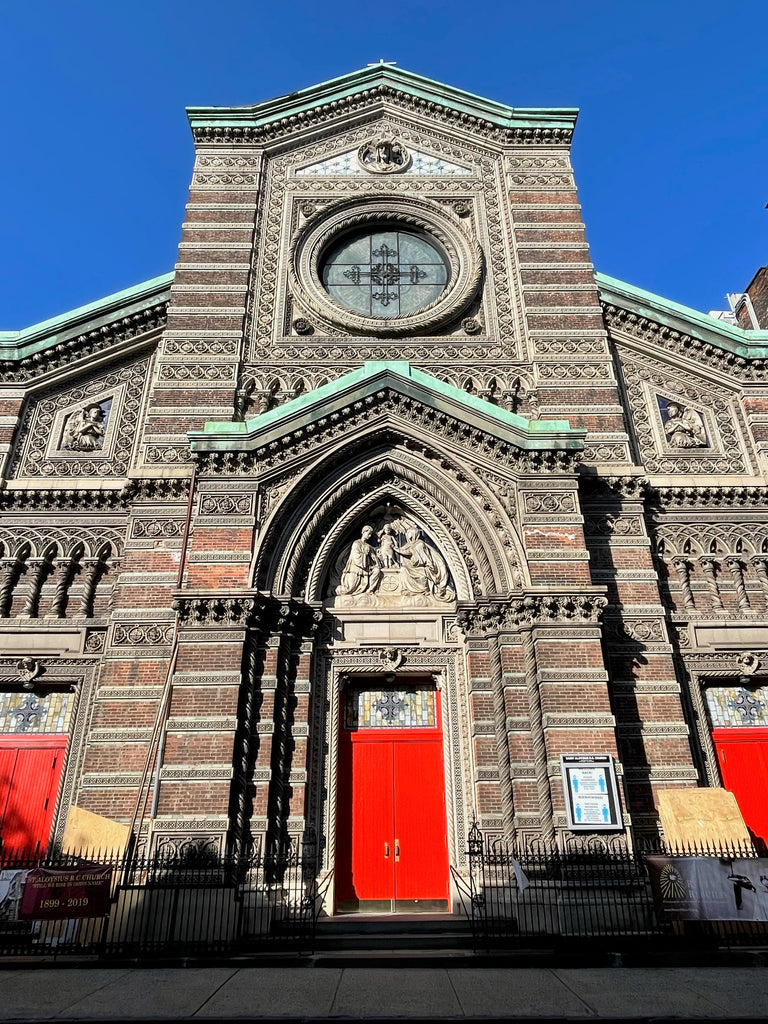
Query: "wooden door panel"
351 741 394 901
393 738 448 903
0 741 65 859
713 728 768 847
335 683 449 912
336 738 395 906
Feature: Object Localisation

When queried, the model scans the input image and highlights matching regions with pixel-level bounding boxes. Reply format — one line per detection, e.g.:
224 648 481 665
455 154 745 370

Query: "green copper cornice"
597 272 768 360
0 273 173 363
189 360 585 454
187 66 578 135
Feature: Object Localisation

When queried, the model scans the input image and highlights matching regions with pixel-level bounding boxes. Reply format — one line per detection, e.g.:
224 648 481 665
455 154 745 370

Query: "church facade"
2 67 767 911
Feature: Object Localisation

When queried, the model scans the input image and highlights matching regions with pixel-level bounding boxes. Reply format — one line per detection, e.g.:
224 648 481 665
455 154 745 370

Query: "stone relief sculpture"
660 399 707 448
336 525 383 596
61 401 109 452
332 515 456 606
396 525 454 601
357 137 410 174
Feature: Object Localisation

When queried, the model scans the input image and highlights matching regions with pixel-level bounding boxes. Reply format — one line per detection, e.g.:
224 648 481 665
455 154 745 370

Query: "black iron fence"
0 840 332 959
451 828 768 950
3 831 768 959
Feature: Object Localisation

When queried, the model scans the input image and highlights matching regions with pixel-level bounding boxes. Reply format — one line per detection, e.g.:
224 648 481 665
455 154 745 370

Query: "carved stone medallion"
357 137 411 174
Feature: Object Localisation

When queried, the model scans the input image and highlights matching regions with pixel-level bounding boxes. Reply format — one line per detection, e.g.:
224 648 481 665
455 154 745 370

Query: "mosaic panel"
345 686 437 729
705 685 768 728
296 149 471 176
0 691 73 735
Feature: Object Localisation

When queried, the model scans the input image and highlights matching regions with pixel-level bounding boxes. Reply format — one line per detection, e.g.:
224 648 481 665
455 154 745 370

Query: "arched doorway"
334 675 449 913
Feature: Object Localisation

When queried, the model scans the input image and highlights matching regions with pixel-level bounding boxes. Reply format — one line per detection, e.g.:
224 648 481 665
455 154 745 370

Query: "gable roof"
189 360 585 454
0 273 172 365
597 272 768 360
186 65 578 136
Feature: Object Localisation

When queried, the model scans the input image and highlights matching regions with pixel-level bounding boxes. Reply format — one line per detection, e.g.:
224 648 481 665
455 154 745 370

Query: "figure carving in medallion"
357 137 410 174
61 403 108 452
661 401 707 448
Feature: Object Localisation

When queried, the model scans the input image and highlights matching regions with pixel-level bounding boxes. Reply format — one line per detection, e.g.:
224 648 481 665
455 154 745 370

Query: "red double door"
0 738 66 860
713 727 768 847
336 689 449 913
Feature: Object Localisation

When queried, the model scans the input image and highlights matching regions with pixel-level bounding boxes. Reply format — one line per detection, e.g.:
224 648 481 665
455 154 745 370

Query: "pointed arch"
252 440 527 599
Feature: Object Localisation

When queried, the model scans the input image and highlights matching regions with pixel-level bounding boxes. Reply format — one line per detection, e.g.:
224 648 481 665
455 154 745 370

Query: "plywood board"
62 805 130 857
657 788 751 849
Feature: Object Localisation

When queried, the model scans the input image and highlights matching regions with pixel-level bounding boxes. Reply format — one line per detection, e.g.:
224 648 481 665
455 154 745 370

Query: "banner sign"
0 869 30 923
19 864 112 920
560 754 622 830
647 856 768 921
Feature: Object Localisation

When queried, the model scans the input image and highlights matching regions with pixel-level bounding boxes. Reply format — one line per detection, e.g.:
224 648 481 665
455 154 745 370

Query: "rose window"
320 229 449 318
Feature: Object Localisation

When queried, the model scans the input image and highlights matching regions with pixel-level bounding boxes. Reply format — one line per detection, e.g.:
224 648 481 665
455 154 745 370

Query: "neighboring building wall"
737 266 768 329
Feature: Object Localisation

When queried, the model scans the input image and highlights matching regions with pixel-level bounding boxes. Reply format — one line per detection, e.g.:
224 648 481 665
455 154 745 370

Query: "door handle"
395 839 400 861
384 842 390 858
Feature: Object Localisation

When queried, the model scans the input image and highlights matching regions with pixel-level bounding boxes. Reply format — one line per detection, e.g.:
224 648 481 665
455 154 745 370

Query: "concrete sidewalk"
0 964 767 1021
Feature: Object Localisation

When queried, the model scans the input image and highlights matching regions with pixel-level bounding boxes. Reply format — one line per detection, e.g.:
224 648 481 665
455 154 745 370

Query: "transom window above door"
345 685 437 729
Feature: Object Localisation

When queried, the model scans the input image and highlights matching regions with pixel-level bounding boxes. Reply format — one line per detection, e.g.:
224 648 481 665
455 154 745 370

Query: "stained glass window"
321 229 449 318
705 685 768 728
345 685 437 729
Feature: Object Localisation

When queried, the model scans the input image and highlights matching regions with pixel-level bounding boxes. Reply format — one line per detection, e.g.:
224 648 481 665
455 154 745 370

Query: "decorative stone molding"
603 302 768 381
130 519 184 539
0 304 165 383
173 593 258 627
195 392 582 478
0 488 127 512
621 352 748 475
190 85 574 148
522 492 576 514
198 494 253 516
456 594 607 636
603 618 665 643
111 622 174 646
649 484 768 509
11 358 148 479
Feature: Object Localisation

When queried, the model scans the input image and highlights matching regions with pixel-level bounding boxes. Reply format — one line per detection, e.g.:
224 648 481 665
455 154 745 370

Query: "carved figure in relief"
378 524 397 567
330 512 456 606
62 403 107 452
336 525 382 596
663 402 707 448
358 137 410 174
396 525 455 601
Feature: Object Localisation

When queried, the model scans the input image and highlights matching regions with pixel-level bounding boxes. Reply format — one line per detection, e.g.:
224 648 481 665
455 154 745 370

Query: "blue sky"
2 0 767 328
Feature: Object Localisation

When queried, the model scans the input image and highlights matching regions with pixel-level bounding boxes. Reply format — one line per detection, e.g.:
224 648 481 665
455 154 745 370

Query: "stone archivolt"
254 449 525 601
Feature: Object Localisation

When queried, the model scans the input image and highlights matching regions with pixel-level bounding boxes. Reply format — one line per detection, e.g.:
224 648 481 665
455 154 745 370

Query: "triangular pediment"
189 361 584 456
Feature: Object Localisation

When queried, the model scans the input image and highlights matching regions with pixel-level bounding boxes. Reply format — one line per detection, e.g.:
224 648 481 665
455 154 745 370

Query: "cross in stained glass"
343 244 427 308
375 691 405 721
9 694 46 733
729 689 766 722
322 230 448 318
